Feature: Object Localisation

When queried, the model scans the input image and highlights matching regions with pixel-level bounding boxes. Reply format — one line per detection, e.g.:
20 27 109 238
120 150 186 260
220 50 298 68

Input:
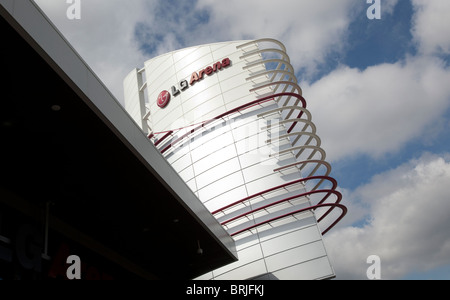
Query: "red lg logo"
157 90 170 108
156 58 231 109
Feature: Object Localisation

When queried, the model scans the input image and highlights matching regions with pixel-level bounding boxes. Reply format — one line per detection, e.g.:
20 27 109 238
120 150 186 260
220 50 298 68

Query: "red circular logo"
157 90 170 108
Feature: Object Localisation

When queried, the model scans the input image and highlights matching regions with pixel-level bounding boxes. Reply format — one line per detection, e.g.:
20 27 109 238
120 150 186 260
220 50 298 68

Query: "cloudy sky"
33 0 450 280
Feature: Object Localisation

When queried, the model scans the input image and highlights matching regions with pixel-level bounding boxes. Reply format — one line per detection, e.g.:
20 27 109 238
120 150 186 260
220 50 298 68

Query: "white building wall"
123 68 148 134
123 40 344 280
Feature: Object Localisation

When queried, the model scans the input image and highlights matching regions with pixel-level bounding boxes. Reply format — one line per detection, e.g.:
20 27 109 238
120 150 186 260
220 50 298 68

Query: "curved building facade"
123 39 346 280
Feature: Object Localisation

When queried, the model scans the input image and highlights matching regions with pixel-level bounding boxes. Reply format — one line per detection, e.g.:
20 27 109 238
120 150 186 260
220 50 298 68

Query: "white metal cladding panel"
245 172 293 196
249 195 310 218
166 146 192 174
144 56 174 102
180 69 249 122
164 138 190 159
212 229 332 280
234 137 279 166
185 112 296 202
265 240 327 272
178 165 195 183
260 225 322 257
232 231 261 252
245 185 307 210
189 121 233 152
211 226 330 280
217 60 250 86
190 131 235 163
236 150 281 170
123 69 138 107
211 42 250 61
185 178 198 195
144 53 173 85
231 118 270 145
174 47 213 77
193 143 238 176
171 46 198 65
224 93 258 113
195 157 241 190
182 94 225 125
186 105 229 130
244 205 313 235
153 103 185 133
179 72 221 105
219 69 253 95
176 50 215 80
197 171 245 202
271 257 335 280
213 260 267 280
233 128 286 156
256 215 318 243
212 243 265 278
181 86 222 116
201 218 330 280
202 185 248 212
123 70 142 127
242 160 291 183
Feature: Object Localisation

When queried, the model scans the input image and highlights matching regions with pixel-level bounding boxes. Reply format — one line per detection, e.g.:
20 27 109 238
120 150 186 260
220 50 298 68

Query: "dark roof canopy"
0 2 235 279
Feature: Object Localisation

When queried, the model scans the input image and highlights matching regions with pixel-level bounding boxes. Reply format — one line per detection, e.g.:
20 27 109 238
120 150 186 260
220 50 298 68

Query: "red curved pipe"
220 189 342 226
148 92 347 236
153 130 173 147
212 175 337 215
159 92 307 154
230 203 347 237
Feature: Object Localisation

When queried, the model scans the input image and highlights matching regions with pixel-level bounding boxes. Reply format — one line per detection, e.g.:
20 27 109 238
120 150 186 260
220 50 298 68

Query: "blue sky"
34 0 450 280
345 0 416 69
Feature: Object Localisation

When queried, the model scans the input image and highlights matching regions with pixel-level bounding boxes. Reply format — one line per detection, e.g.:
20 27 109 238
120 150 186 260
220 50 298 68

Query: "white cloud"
324 152 450 279
302 55 450 162
196 0 355 77
33 0 361 105
33 0 150 104
411 0 450 55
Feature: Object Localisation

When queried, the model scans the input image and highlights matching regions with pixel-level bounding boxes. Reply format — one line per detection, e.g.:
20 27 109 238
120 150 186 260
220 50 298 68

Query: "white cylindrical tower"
123 39 346 280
